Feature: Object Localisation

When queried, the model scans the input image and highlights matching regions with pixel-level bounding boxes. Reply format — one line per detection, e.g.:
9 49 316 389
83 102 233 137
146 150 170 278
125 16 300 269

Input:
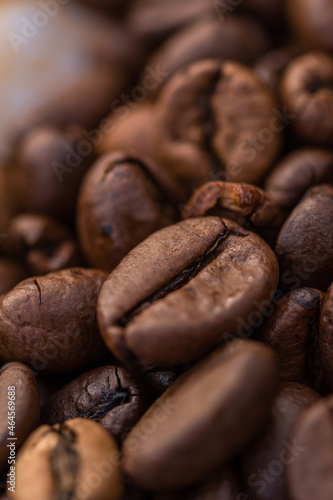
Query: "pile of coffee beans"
1 1 333 499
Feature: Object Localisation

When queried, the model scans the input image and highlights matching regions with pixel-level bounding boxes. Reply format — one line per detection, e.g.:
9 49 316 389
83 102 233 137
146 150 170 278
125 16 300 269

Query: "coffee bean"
9 126 95 223
153 60 281 192
275 185 333 291
287 0 333 51
260 288 325 391
5 214 82 275
241 382 320 500
0 268 108 373
122 340 277 491
7 418 123 500
265 148 333 216
41 365 146 443
77 152 180 272
182 181 283 245
0 362 39 472
98 217 279 367
280 52 333 145
286 394 333 500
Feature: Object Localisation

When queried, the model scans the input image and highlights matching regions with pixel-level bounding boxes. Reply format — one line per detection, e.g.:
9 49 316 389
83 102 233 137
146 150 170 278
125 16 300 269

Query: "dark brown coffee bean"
0 268 108 374
287 0 333 51
241 0 285 24
275 185 333 291
260 288 325 391
0 259 27 296
122 340 277 491
265 148 333 215
5 214 81 275
153 60 281 194
41 365 145 443
285 394 333 500
98 217 279 367
319 283 333 391
9 126 95 223
182 181 283 245
142 16 268 98
280 52 333 145
0 362 40 472
241 382 320 500
77 152 178 272
7 418 123 500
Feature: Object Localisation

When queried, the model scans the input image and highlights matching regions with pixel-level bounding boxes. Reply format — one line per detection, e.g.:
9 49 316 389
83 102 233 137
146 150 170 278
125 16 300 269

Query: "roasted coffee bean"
260 288 325 391
142 16 268 98
285 394 333 500
265 148 333 216
0 259 27 296
5 214 81 275
275 185 333 291
77 152 178 272
41 365 145 443
182 181 283 245
319 282 333 391
280 52 333 145
98 217 279 367
153 60 281 194
0 362 40 472
287 0 333 51
0 268 108 373
153 466 242 499
7 418 123 500
241 0 285 25
9 126 95 223
241 382 320 500
122 340 277 491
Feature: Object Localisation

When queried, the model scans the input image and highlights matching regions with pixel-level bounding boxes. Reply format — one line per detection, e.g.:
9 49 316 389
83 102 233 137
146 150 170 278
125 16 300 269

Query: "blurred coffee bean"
41 365 146 443
153 60 281 195
275 185 333 291
142 15 269 98
280 52 333 145
9 126 95 223
123 340 277 491
5 214 81 275
265 148 333 216
98 217 279 367
142 367 179 397
8 418 123 500
182 181 283 245
260 288 325 391
287 0 333 51
286 394 333 500
0 259 27 296
77 152 178 272
0 268 108 374
0 362 40 472
241 382 320 500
